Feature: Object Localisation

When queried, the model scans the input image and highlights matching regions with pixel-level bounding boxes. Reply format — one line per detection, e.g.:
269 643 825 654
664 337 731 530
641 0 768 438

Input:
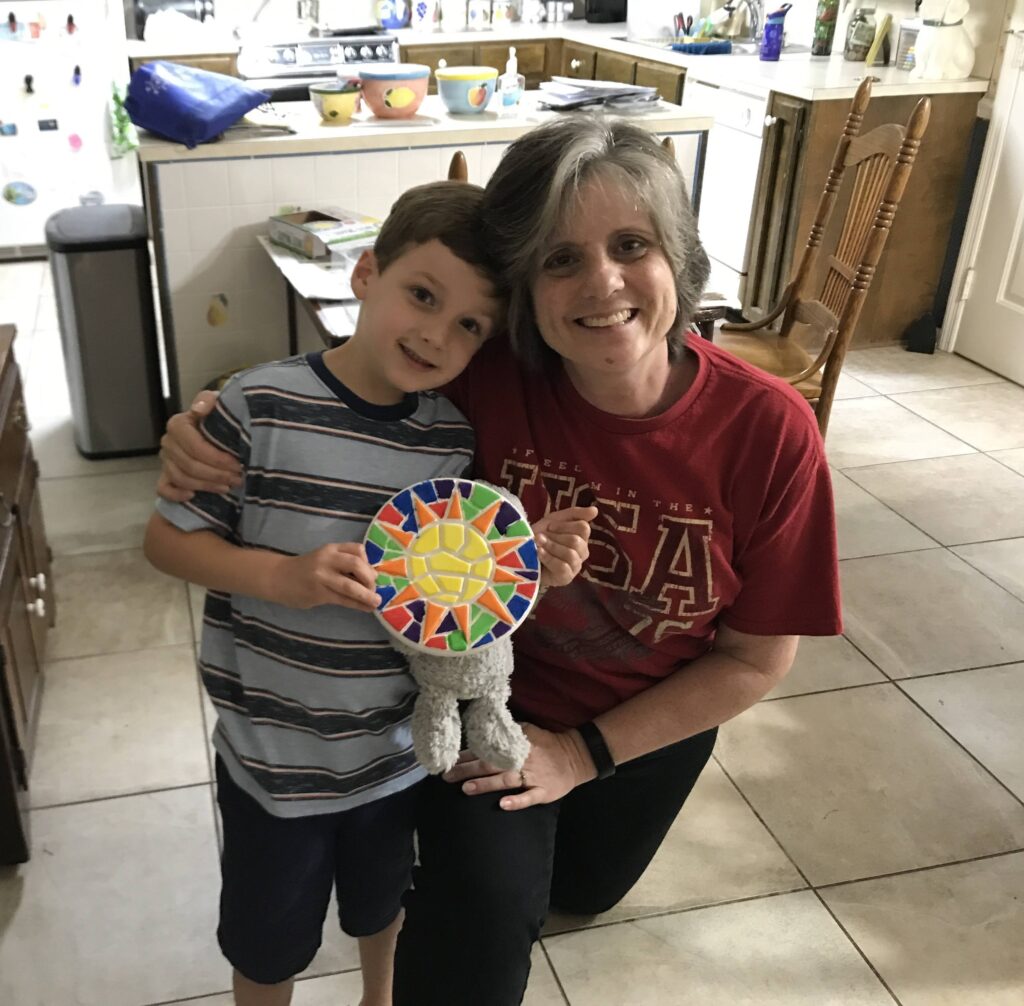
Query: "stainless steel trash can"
45 204 163 458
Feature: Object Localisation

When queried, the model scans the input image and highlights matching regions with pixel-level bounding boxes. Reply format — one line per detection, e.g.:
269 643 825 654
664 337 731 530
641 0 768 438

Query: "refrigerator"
0 0 141 259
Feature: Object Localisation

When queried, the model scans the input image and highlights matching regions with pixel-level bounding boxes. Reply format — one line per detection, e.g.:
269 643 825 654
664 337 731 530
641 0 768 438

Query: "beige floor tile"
901 664 1024 801
843 346 1004 395
952 538 1024 603
49 548 192 660
824 397 974 470
41 469 159 556
841 550 1024 678
834 371 880 400
714 684 1024 886
845 454 1024 546
990 448 1024 476
821 852 1024 1006
31 413 162 480
0 787 227 1006
892 383 1024 452
545 890 893 1005
31 644 208 807
832 470 936 559
545 760 805 935
765 634 886 699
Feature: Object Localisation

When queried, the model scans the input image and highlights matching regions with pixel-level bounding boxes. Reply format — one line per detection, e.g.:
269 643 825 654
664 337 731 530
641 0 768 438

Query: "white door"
947 28 1024 383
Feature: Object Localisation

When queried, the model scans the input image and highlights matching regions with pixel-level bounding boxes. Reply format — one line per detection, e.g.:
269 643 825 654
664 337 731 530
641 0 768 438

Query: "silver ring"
519 769 528 788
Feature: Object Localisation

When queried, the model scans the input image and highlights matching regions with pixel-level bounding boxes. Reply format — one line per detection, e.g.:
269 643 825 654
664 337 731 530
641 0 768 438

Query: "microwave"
585 0 627 23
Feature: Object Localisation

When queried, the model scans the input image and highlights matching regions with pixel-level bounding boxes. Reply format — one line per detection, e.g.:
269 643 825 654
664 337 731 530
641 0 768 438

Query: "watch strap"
577 721 616 780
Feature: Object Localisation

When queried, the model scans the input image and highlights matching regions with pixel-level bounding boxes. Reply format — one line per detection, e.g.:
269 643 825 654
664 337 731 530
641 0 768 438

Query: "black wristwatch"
577 721 616 780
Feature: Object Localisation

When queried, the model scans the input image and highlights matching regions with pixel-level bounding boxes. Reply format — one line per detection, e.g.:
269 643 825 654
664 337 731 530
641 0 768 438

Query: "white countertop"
136 92 713 162
127 20 989 104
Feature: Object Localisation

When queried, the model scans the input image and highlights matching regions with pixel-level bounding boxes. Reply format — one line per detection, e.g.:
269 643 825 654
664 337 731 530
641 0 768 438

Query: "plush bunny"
396 634 530 775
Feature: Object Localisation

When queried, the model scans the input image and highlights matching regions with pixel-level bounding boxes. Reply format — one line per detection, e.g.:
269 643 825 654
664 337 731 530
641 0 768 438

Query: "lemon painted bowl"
308 79 361 123
358 64 430 119
434 66 498 114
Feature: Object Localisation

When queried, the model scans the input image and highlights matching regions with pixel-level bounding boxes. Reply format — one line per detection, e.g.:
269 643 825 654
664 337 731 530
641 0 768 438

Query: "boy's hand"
157 391 243 502
533 505 598 589
273 543 381 612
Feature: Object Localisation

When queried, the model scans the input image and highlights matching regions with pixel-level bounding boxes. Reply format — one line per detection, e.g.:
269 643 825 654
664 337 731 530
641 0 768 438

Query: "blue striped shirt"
157 352 474 817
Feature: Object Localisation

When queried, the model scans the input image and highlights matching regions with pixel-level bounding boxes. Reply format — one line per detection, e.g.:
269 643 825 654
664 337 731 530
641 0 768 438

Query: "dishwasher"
681 80 770 305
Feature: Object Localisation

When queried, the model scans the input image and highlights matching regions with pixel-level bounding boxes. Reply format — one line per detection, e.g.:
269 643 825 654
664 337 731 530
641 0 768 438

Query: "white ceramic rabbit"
911 0 976 81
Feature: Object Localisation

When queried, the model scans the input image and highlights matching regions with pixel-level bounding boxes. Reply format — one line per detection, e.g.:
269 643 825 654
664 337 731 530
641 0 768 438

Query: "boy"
144 181 593 1006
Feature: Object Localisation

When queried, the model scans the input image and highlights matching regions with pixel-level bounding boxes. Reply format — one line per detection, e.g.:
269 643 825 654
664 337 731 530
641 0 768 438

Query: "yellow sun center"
407 520 496 605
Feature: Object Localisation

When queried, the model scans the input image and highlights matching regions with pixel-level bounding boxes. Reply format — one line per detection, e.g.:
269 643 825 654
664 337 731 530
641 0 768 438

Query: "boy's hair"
374 180 499 287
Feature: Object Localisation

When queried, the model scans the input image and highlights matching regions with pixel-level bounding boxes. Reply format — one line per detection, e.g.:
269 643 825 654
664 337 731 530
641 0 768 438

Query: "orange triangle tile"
490 538 528 559
422 601 448 643
445 490 464 521
377 558 408 577
471 501 502 533
478 588 514 625
414 494 439 528
384 584 421 610
493 566 526 584
453 604 472 641
382 524 415 548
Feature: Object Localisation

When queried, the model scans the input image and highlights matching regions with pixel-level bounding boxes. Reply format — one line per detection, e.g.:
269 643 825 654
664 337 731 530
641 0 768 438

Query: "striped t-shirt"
157 352 474 817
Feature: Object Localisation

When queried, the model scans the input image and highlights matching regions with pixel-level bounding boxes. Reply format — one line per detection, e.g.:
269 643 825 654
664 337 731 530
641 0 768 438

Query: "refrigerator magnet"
0 123 18 136
3 181 38 206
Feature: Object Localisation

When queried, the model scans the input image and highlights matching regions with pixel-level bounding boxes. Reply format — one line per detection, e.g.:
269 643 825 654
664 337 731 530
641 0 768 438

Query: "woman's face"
531 176 678 384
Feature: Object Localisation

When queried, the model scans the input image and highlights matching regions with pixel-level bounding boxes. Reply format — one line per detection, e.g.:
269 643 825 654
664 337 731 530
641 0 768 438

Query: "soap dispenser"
499 47 525 114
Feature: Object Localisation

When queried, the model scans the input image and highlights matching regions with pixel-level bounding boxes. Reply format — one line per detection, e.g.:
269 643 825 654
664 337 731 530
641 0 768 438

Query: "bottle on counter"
844 6 877 61
498 45 526 114
441 0 467 29
411 0 442 31
811 0 839 56
492 0 516 22
467 0 492 29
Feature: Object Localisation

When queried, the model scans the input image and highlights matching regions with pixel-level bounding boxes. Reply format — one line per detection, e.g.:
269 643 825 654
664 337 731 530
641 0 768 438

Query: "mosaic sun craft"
365 479 540 655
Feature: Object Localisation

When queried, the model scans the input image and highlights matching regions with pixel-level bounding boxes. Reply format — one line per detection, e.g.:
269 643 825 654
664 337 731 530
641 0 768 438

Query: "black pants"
393 726 717 1006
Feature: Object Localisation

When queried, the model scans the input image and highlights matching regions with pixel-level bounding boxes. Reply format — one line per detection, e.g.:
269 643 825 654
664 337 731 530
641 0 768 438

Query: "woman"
159 117 842 1005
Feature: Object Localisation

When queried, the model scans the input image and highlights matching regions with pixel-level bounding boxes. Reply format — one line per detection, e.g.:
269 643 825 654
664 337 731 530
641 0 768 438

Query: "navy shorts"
215 756 421 985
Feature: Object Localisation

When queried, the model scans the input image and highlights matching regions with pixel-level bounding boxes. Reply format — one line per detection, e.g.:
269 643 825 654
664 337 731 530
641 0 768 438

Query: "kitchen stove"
236 34 400 101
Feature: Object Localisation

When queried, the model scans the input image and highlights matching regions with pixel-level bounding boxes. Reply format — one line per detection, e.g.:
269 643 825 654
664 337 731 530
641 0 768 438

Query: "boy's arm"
144 513 381 612
532 505 598 590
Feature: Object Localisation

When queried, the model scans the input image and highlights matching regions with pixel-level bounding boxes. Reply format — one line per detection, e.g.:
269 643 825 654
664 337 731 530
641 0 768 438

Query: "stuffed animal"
395 634 530 774
364 477 541 775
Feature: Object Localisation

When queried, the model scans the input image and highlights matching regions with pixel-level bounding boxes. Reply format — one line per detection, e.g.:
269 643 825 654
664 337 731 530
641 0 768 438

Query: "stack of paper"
537 78 660 111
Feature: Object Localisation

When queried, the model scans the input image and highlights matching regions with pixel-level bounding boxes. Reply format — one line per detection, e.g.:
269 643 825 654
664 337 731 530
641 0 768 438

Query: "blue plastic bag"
125 61 269 149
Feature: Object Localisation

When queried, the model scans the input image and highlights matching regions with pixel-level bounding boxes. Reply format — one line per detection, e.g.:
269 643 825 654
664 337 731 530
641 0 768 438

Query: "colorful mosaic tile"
365 479 540 654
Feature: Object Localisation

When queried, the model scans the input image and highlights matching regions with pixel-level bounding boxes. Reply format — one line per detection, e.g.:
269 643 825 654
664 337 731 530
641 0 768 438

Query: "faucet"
729 0 764 42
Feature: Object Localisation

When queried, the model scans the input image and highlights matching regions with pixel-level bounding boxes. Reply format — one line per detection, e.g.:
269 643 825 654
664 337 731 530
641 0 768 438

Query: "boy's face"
350 239 502 400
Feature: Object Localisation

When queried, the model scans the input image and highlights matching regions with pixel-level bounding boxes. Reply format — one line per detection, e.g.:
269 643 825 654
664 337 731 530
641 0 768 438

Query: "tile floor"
2 257 1024 1005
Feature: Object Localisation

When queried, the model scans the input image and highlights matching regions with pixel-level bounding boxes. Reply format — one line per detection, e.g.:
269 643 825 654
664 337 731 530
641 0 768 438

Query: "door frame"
941 14 1024 352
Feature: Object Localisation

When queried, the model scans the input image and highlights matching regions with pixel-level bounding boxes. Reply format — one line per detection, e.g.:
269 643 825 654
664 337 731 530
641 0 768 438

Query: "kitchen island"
138 95 712 409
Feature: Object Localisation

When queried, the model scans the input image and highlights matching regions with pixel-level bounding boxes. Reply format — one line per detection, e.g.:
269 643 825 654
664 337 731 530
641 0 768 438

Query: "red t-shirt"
447 333 842 731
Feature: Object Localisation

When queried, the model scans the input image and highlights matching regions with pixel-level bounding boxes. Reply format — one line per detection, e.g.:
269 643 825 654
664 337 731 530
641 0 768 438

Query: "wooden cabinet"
560 40 597 79
633 59 686 104
128 53 238 77
404 39 551 92
0 324 53 864
594 50 636 85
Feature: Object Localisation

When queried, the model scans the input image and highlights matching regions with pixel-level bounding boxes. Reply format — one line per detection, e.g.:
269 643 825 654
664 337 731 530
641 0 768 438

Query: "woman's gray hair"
479 115 710 370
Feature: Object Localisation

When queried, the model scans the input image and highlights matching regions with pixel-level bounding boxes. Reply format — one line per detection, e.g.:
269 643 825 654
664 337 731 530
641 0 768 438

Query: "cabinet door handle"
570 58 582 70
26 598 45 618
29 573 47 592
14 403 30 432
764 114 778 128
0 494 13 528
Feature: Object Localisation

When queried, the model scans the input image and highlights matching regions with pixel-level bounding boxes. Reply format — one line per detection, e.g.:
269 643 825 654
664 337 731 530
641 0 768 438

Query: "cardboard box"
267 207 381 260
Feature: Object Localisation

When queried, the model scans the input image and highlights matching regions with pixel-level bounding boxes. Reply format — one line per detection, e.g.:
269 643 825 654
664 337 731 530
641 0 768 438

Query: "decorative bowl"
358 64 430 119
308 79 361 124
434 66 499 114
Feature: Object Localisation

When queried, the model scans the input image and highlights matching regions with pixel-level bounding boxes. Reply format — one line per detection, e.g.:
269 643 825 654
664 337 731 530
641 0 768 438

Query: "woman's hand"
442 723 597 811
272 543 381 612
157 391 242 502
533 505 598 589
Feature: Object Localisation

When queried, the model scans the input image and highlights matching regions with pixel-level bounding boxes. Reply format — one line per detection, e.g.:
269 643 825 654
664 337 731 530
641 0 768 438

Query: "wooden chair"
713 79 931 438
447 150 468 182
